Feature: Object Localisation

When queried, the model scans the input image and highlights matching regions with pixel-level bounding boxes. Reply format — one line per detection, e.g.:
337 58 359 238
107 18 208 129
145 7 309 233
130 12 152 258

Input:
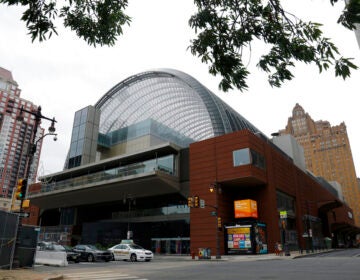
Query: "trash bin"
324 237 332 249
198 248 211 259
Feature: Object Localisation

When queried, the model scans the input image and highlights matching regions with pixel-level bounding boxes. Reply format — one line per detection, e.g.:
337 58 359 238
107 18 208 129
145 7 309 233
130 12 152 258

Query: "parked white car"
108 243 153 262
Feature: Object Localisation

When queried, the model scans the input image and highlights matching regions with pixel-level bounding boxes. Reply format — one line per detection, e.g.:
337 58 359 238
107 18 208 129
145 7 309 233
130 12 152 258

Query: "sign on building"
234 199 258 218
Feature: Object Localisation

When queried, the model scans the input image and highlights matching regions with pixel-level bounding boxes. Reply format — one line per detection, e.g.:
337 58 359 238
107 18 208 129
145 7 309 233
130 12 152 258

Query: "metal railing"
30 157 176 196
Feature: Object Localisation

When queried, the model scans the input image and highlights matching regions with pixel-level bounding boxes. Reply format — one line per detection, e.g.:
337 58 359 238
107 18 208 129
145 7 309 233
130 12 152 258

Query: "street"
32 249 360 280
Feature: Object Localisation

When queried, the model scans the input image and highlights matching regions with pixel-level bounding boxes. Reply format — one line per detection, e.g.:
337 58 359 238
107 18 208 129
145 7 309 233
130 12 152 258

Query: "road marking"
62 270 147 280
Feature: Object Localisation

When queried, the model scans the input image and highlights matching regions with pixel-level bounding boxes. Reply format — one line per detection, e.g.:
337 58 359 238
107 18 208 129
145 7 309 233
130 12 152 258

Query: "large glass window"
95 70 261 146
42 154 177 191
276 191 295 213
250 149 266 169
233 148 266 169
233 148 251 166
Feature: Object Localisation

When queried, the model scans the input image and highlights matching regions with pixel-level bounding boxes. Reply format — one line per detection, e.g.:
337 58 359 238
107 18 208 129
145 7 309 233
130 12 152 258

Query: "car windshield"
129 244 144 250
53 244 66 251
86 245 99 250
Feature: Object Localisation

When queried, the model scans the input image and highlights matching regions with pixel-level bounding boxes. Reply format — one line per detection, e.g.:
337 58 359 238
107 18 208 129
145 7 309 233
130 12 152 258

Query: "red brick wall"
189 130 347 255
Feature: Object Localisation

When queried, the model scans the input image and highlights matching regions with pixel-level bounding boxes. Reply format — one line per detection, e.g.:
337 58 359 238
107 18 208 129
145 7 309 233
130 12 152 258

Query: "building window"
233 148 265 169
233 148 266 169
250 149 266 169
233 148 251 166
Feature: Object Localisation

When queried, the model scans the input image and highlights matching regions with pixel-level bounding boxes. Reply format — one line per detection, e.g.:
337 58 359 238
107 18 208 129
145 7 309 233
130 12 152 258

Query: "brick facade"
189 130 357 255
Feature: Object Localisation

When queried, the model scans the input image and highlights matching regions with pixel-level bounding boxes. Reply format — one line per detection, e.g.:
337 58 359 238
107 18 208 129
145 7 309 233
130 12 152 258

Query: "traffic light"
217 217 222 230
15 178 27 200
187 196 194 208
194 196 200 208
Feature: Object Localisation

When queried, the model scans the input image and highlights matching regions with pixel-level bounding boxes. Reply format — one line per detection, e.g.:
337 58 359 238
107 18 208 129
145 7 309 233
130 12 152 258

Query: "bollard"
284 243 291 256
191 252 195 259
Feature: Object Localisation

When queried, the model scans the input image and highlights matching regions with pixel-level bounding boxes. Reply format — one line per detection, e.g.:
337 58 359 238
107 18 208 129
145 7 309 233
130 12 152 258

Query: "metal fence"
0 210 19 269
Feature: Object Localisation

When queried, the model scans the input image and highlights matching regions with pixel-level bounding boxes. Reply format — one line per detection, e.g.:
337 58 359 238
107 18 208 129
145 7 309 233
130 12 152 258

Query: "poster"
226 222 268 254
227 226 251 250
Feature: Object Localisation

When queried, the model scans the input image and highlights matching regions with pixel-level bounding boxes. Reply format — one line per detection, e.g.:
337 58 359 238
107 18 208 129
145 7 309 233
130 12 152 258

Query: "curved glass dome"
95 69 261 143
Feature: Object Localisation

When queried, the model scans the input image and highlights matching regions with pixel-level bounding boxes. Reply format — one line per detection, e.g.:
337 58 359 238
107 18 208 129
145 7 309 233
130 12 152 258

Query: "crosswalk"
62 270 149 280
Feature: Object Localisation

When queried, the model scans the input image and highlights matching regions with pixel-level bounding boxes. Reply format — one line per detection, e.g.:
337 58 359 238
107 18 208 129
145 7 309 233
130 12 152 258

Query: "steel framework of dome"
95 69 261 143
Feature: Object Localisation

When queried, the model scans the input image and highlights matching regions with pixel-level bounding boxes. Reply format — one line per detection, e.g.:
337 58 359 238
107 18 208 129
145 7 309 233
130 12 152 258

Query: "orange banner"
234 199 258 218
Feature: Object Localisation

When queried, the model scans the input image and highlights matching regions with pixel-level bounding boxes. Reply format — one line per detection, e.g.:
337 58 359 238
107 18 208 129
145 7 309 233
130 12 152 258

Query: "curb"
292 249 336 259
45 275 64 280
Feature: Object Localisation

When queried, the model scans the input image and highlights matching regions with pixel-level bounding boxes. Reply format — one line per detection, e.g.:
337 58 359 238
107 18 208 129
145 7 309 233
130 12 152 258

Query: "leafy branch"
189 0 359 91
1 0 359 91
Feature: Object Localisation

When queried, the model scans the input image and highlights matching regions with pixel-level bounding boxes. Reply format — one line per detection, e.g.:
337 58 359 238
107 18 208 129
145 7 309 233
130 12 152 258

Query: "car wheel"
87 254 95 262
130 254 137 262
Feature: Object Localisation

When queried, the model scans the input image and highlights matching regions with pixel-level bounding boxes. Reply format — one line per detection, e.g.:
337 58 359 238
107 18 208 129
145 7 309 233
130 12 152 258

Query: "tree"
0 0 131 46
189 0 360 91
1 0 359 92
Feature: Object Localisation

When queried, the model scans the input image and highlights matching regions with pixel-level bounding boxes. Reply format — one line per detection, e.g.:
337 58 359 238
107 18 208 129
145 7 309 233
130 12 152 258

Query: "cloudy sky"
0 0 359 177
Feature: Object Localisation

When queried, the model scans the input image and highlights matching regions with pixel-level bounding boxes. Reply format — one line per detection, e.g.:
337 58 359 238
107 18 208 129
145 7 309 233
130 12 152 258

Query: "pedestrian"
278 242 283 256
275 242 279 255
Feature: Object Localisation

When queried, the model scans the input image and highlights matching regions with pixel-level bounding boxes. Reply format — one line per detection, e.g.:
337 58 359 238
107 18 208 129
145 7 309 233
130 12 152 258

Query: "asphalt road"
34 248 360 280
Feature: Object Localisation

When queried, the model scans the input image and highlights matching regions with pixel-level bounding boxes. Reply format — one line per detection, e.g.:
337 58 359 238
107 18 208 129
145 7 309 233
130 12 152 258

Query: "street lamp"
123 194 136 240
17 106 57 208
209 182 221 259
11 105 57 268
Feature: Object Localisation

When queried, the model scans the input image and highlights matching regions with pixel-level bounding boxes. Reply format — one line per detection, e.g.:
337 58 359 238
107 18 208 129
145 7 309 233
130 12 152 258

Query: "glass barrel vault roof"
95 69 261 143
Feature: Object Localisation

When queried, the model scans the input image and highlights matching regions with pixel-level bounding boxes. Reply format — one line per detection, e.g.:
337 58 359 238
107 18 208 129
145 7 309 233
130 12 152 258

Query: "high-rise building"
279 103 360 226
0 66 44 199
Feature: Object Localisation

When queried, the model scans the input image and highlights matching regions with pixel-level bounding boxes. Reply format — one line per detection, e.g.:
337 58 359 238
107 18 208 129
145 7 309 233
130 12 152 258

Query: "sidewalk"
0 267 63 280
0 249 333 280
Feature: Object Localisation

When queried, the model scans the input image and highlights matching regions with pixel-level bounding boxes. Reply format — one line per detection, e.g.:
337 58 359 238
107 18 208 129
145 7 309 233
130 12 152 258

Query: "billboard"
225 222 268 255
234 199 258 218
227 226 252 250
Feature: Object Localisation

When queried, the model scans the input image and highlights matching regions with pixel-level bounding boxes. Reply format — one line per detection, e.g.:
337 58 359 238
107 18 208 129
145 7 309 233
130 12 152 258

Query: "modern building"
279 103 360 227
27 69 359 255
0 66 44 200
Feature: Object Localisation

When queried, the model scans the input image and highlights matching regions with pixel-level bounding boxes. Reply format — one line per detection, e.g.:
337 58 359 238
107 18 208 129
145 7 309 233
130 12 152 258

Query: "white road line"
65 277 138 280
62 270 147 280
65 271 115 275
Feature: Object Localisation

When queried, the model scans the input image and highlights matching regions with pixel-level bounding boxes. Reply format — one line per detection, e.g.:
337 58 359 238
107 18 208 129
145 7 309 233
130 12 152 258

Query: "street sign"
280 210 287 218
200 199 205 208
13 212 30 218
19 212 30 218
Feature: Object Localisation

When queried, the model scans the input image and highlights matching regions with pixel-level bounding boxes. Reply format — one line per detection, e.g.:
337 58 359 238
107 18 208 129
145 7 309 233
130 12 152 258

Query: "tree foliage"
1 0 131 46
1 0 359 91
189 0 360 91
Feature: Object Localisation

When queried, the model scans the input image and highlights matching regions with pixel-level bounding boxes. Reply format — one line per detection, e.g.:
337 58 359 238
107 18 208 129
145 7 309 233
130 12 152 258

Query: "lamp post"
16 105 57 210
11 105 57 268
123 194 135 240
209 182 221 259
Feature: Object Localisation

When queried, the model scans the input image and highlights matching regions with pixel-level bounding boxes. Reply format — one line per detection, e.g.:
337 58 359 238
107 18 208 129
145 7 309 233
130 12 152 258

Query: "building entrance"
151 237 190 255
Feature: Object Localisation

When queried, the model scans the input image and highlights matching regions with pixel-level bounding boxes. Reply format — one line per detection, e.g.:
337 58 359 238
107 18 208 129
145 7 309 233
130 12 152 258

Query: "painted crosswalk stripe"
62 271 147 280
65 275 139 280
64 271 115 276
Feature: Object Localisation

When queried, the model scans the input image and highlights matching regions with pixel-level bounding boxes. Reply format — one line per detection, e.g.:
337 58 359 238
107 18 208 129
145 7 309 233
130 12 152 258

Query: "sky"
0 0 359 178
